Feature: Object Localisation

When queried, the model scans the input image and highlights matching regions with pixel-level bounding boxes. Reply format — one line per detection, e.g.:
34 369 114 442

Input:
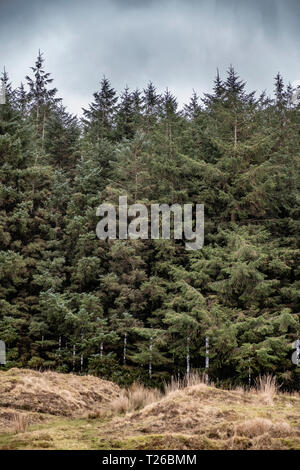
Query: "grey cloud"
0 0 299 115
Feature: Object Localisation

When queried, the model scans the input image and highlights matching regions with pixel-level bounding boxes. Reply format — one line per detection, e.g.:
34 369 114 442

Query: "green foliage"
0 58 299 388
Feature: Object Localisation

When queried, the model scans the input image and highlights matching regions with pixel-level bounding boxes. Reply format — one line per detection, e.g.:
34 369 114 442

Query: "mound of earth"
105 383 300 450
0 368 120 419
0 370 299 450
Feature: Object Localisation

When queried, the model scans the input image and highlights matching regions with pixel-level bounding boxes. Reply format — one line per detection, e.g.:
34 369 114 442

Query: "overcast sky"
0 0 300 115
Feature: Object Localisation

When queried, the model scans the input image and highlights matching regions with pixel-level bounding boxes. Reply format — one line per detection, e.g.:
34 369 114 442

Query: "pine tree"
44 104 80 170
183 90 201 120
82 77 118 141
115 86 135 140
142 82 161 132
26 51 62 145
1 58 299 388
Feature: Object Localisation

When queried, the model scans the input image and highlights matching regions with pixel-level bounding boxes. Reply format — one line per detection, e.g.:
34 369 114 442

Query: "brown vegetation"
0 369 299 450
0 368 120 420
111 382 162 414
102 373 300 450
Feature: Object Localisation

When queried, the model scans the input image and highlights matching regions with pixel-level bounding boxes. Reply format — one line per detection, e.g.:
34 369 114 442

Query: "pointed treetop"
184 89 201 119
225 65 246 96
26 50 61 108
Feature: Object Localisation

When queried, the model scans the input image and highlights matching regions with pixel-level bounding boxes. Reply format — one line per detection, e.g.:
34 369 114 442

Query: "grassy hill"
0 369 299 450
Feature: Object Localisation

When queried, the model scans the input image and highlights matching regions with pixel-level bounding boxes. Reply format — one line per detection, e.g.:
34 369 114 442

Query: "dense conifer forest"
0 52 299 389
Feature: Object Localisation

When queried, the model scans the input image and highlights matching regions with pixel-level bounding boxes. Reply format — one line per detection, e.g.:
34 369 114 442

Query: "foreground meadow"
0 369 299 450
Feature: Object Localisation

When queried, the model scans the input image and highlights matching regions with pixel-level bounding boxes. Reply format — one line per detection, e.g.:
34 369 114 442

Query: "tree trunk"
205 336 209 384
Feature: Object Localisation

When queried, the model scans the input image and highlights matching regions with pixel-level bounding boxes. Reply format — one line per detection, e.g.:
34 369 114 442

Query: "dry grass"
12 413 29 434
164 371 208 395
0 408 46 432
104 377 300 450
254 374 278 405
0 368 120 420
84 409 108 420
228 418 294 450
111 382 162 414
255 374 278 395
235 418 292 438
0 369 299 450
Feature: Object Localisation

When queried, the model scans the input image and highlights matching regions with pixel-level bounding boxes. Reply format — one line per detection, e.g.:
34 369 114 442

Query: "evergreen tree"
44 104 80 170
142 82 161 132
26 51 62 145
0 59 299 389
115 86 135 140
82 77 118 141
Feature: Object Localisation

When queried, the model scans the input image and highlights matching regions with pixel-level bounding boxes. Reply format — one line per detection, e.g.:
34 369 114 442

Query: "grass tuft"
12 413 29 434
111 382 162 414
